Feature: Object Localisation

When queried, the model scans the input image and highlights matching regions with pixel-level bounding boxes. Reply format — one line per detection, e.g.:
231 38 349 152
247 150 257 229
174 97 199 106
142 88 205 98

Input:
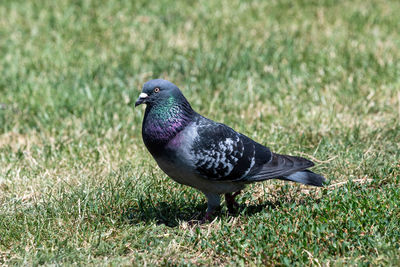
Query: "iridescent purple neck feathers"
142 95 195 154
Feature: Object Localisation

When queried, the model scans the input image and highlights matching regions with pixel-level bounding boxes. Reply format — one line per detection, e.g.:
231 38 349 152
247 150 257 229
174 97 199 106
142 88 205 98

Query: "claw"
200 211 214 224
188 211 214 226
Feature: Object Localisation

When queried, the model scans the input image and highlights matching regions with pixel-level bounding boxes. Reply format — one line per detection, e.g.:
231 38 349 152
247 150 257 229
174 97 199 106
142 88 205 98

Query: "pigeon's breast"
152 122 202 186
161 122 199 170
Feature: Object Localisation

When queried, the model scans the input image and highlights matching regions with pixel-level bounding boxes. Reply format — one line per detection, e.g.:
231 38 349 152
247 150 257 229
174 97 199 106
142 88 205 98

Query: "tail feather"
279 170 325 187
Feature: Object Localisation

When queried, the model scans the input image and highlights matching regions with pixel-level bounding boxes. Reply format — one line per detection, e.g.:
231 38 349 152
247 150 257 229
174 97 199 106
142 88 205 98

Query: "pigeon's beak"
135 93 148 107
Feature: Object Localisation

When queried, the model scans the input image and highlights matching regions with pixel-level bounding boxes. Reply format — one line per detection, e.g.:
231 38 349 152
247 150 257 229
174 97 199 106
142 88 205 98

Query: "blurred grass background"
0 0 399 265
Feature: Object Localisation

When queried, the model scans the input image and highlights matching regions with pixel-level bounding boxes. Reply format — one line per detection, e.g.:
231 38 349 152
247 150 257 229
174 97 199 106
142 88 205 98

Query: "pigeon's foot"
225 191 241 214
187 211 215 226
200 211 214 224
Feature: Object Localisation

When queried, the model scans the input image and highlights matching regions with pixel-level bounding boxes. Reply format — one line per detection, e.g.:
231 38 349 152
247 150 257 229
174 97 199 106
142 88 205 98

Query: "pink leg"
225 190 241 214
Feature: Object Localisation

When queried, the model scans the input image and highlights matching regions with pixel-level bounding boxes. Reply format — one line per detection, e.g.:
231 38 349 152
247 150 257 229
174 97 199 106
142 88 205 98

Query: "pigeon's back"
186 116 324 186
190 116 272 181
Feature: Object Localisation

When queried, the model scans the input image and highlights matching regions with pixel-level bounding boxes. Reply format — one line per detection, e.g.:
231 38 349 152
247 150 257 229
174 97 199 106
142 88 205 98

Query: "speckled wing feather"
191 117 272 181
190 117 316 182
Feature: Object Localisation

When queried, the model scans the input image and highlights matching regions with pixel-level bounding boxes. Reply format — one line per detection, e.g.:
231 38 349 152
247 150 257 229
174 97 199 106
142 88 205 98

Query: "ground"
0 0 399 265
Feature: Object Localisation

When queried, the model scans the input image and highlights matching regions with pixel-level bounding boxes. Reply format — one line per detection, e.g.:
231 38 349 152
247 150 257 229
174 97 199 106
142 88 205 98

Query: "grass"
0 0 399 265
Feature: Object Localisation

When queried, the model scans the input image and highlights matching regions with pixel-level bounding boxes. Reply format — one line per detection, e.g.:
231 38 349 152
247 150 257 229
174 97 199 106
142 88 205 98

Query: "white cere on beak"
139 93 148 98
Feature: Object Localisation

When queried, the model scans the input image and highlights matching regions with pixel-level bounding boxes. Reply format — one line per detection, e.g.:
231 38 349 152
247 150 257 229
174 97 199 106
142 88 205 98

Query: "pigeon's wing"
191 118 272 181
191 117 314 182
244 153 314 181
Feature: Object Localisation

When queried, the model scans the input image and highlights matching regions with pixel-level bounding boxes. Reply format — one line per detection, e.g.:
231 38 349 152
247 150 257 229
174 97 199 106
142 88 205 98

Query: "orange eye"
154 87 160 93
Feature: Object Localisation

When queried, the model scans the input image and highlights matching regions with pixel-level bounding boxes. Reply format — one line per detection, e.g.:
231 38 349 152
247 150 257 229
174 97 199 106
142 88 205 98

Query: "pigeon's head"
135 79 184 107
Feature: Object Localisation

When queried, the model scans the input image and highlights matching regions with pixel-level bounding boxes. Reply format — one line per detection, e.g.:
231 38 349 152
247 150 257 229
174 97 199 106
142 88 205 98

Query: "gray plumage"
135 79 326 222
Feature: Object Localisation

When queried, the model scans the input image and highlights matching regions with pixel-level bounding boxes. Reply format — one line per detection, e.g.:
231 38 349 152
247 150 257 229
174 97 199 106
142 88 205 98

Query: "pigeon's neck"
142 96 195 153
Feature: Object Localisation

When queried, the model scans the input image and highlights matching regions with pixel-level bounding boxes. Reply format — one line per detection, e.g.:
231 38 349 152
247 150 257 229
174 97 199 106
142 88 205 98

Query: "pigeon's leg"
201 193 221 223
225 190 241 214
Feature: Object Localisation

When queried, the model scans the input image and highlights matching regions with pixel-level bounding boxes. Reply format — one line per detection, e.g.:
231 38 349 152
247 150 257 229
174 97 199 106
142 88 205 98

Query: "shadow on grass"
123 201 207 227
237 196 322 217
122 197 318 227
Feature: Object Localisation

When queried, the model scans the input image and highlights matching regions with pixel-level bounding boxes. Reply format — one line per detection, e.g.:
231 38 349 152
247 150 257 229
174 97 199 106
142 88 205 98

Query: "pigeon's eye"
154 87 160 93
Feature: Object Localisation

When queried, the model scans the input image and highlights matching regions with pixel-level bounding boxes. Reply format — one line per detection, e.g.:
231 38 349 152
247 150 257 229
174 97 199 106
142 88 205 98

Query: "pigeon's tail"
279 170 325 187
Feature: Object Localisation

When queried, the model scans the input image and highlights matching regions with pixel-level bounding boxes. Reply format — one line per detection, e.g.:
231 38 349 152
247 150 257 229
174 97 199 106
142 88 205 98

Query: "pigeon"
135 79 325 222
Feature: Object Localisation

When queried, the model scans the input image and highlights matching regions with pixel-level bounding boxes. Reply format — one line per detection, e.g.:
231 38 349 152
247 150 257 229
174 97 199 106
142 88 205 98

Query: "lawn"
1 0 399 265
